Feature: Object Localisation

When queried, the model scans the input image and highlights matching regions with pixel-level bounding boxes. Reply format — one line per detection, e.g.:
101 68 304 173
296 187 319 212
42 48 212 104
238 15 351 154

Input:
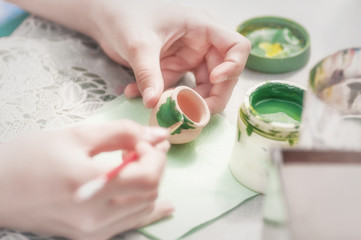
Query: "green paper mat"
86 96 258 240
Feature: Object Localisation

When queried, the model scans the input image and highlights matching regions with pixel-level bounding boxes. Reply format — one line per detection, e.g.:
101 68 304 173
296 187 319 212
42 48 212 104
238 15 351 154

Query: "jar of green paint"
229 80 304 193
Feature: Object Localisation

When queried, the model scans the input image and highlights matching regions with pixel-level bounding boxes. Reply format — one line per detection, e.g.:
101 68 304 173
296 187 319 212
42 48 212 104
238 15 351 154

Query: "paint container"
149 86 210 144
237 16 310 73
229 80 305 193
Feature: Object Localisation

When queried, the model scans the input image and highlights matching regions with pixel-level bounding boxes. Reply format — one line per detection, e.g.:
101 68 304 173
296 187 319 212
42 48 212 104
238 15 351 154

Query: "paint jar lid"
237 16 311 73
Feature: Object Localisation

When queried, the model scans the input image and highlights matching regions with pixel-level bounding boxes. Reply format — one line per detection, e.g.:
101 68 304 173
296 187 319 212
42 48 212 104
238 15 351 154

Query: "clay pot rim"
172 86 210 127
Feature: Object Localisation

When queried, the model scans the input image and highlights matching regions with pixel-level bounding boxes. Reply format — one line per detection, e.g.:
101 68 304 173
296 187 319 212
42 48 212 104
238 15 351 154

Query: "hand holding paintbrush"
74 121 183 203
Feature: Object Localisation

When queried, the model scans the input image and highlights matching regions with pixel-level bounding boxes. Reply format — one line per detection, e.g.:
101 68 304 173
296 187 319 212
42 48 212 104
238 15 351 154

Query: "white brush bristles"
74 176 107 203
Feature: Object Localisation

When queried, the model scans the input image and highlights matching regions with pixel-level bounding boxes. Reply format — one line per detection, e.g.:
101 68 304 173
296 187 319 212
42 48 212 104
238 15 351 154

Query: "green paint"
156 97 195 135
246 125 253 136
250 82 304 124
239 82 304 142
237 129 241 142
246 27 303 58
253 99 302 124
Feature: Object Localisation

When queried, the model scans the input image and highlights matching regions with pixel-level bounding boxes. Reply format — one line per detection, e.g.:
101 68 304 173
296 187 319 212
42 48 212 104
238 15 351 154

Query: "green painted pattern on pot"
156 96 195 135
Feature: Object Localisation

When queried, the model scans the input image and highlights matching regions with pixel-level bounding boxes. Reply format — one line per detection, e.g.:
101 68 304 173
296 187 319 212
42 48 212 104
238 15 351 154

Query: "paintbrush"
74 121 183 203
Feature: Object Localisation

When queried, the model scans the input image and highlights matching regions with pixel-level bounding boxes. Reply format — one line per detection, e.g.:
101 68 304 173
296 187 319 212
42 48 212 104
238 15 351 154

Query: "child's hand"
89 0 251 113
0 120 172 240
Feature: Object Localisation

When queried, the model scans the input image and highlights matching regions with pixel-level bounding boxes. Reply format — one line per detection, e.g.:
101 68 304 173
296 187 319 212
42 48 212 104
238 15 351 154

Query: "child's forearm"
5 0 98 38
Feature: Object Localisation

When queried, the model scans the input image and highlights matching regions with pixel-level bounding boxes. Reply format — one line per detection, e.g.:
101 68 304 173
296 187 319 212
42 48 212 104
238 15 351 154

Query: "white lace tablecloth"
0 16 137 143
0 15 144 240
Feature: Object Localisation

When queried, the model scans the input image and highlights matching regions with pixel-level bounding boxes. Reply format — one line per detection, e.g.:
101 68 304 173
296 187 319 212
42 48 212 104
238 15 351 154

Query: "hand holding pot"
7 0 251 113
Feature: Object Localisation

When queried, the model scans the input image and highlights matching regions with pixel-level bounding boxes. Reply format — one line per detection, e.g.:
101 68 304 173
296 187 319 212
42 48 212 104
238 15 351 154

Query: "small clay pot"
149 86 210 144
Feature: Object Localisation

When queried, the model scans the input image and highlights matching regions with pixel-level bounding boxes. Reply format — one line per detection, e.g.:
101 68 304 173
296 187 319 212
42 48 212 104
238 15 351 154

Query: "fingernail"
143 88 154 105
214 75 228 83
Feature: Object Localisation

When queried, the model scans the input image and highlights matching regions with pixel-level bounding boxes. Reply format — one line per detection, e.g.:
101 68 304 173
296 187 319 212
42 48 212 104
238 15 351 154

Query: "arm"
6 0 97 39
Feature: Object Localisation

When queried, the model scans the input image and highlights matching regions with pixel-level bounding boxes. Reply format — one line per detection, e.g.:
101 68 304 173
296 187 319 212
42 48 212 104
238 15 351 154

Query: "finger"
113 141 167 193
124 67 184 98
92 201 174 240
135 140 167 177
192 62 212 98
160 57 189 89
126 39 164 108
161 69 186 89
86 191 159 234
207 25 251 83
109 190 158 206
155 140 170 153
124 83 140 98
69 120 169 156
205 78 238 114
136 201 174 228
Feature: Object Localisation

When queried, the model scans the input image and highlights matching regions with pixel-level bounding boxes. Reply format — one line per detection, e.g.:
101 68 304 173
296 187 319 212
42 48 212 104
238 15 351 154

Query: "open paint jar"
237 16 310 73
229 80 305 193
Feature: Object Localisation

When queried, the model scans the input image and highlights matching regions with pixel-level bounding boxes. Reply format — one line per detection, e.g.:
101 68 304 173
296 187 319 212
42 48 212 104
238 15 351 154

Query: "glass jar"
229 80 304 193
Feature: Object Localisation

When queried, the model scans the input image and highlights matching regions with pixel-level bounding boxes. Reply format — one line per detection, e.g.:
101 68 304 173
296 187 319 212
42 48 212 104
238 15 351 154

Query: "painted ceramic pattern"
309 48 361 115
246 27 304 58
149 86 210 144
156 96 196 135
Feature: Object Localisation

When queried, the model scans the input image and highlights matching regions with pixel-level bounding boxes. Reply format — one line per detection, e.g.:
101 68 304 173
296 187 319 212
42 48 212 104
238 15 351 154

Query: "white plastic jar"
229 80 304 193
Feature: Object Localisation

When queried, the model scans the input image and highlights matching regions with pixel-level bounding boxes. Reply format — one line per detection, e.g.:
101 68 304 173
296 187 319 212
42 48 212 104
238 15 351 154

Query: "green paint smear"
246 125 253 136
250 82 304 124
156 96 195 135
246 27 303 58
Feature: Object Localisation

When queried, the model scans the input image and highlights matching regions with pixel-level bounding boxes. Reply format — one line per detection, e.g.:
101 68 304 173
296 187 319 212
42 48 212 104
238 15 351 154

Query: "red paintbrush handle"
105 151 139 180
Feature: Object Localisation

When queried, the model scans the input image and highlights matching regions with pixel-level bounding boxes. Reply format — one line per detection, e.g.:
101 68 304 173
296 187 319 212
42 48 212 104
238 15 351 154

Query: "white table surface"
2 0 361 240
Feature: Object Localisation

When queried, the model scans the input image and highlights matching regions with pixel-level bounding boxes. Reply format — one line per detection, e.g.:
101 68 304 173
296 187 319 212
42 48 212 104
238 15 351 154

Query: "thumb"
127 42 164 108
